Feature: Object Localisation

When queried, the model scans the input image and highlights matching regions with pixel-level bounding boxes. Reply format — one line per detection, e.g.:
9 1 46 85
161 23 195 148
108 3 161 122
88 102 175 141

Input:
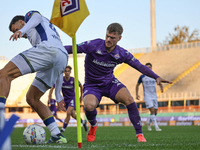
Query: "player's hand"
136 95 140 100
9 31 22 41
57 99 66 112
156 77 172 93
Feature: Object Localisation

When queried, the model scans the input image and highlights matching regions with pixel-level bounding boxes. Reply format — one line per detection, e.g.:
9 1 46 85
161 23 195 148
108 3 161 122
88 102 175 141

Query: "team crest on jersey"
70 81 73 84
114 54 120 59
60 0 80 16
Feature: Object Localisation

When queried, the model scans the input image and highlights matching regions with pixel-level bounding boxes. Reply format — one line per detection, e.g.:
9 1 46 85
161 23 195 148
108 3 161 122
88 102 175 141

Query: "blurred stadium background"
1 41 200 127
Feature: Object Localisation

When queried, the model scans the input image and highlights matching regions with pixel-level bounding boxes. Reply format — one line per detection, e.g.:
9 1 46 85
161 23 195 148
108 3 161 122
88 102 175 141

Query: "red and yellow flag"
50 0 89 38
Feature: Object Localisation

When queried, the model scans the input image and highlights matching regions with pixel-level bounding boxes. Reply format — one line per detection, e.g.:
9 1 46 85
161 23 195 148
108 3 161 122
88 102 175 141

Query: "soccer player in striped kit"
0 10 68 144
136 63 162 131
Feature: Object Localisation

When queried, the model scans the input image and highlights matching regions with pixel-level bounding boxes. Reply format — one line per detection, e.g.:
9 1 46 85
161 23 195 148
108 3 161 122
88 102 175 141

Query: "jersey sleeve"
138 75 144 84
54 74 64 103
64 39 101 54
122 50 159 79
19 11 42 36
24 11 41 23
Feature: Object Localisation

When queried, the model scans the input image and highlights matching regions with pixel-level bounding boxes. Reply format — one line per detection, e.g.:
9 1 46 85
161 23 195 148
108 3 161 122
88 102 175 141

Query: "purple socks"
126 102 143 135
84 108 97 126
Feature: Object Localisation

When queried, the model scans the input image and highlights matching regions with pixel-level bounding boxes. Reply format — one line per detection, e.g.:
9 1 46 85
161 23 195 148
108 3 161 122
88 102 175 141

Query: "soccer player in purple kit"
47 98 63 123
64 23 172 142
49 66 87 133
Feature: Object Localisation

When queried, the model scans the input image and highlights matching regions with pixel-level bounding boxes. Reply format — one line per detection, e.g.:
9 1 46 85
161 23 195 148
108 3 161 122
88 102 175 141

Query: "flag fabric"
50 0 89 38
0 113 19 150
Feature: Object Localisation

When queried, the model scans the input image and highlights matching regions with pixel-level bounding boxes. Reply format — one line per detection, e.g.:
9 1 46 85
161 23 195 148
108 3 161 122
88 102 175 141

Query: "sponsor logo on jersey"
61 0 80 16
93 59 117 67
62 85 73 89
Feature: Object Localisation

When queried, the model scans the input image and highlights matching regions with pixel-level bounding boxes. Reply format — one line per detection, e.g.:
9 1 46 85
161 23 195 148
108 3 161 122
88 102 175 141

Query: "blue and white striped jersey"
138 75 157 100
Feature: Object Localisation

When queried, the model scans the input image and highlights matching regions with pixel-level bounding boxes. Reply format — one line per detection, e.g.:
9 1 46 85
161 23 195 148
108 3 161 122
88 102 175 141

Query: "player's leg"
146 110 152 131
70 109 88 131
0 61 22 108
147 107 155 131
83 92 99 142
149 107 160 131
26 85 65 140
108 78 146 142
152 100 161 131
84 94 99 126
155 109 158 116
0 61 24 149
114 87 146 142
28 47 68 143
61 106 73 133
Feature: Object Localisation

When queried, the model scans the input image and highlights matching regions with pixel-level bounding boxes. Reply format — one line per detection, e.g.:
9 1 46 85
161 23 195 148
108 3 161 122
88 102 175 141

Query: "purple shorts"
64 98 76 110
83 78 126 104
51 107 57 116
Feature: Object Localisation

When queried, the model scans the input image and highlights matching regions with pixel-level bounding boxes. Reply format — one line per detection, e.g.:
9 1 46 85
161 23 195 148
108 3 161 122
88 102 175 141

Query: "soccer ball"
23 124 46 144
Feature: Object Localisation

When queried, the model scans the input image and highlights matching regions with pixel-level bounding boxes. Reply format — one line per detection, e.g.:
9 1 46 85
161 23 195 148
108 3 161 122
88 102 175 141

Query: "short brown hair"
65 65 72 70
145 63 152 67
107 23 123 35
9 15 25 31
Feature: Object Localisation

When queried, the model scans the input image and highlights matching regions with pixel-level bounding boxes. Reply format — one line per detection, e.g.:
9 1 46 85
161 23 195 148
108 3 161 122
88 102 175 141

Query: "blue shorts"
83 78 126 104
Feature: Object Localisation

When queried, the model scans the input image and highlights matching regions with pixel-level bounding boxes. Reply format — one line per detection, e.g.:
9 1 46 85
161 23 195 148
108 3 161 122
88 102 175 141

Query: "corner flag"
50 0 89 38
50 0 89 148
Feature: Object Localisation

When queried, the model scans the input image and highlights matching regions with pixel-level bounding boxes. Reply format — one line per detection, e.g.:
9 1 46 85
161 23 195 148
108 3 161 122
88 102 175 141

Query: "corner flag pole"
72 35 82 148
50 0 90 148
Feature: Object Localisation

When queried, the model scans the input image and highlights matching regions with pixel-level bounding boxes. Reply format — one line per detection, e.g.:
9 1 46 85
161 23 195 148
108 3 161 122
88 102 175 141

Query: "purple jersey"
62 77 80 101
64 39 159 87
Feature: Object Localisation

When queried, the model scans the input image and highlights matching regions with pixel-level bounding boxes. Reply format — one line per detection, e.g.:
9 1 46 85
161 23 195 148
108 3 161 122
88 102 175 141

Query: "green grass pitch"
11 126 200 150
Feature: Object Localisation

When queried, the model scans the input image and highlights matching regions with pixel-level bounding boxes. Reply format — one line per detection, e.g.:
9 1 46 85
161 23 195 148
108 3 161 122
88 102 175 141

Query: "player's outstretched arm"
135 83 140 100
156 77 172 93
79 83 83 103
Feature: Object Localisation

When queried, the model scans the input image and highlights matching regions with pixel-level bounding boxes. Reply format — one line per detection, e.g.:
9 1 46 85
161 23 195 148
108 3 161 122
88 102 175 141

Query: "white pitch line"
12 143 199 149
12 145 77 149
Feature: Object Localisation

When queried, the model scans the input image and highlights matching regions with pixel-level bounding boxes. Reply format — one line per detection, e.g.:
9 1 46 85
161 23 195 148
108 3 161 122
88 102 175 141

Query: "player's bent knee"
26 95 39 107
26 98 33 106
122 97 134 106
84 104 96 111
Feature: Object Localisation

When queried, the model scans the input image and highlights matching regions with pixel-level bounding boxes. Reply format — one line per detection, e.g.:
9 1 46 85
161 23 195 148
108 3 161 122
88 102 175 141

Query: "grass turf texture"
11 126 199 150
